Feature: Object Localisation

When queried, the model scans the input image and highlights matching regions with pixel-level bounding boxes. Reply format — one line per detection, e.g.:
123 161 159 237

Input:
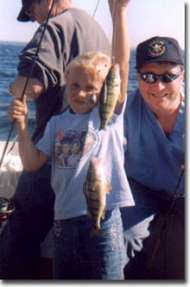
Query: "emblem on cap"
148 40 166 57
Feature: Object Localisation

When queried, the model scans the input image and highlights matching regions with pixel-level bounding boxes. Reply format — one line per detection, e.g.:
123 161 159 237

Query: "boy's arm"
109 0 130 105
18 127 48 171
9 97 48 171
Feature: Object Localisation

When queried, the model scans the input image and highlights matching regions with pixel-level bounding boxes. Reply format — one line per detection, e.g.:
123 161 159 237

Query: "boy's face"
66 66 104 114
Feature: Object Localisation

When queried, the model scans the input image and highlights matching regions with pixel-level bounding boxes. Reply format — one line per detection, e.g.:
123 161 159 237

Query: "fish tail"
100 120 106 130
90 218 101 236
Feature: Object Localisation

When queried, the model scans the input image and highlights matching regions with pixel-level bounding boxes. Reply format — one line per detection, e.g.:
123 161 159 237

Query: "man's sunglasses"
139 72 181 84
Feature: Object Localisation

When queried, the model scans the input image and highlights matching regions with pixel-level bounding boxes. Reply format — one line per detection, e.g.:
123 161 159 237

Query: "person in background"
122 36 185 280
9 0 133 279
0 0 110 279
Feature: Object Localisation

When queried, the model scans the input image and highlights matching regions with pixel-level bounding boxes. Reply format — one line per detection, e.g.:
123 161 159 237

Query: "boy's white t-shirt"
37 104 134 220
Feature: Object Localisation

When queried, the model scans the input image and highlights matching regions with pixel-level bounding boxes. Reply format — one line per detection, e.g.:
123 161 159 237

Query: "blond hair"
65 51 111 82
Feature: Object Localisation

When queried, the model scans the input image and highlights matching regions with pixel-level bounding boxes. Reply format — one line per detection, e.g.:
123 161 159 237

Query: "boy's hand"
8 96 28 130
108 0 130 15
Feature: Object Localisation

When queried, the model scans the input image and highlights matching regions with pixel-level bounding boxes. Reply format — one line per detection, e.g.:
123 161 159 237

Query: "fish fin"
106 181 112 193
90 216 102 236
100 122 106 130
90 225 101 237
101 209 106 220
100 81 108 105
99 82 108 130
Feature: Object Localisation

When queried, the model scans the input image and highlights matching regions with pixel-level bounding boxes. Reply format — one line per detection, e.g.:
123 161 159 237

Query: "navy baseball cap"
136 36 184 70
17 0 34 22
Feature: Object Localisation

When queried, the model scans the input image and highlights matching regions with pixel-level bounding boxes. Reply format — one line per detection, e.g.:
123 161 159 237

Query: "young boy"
9 0 133 280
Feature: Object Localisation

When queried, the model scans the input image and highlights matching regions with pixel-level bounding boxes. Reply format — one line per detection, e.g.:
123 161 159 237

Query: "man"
0 0 110 279
122 36 185 280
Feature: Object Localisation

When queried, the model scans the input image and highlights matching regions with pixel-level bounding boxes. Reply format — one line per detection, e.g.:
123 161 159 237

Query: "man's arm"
9 76 44 100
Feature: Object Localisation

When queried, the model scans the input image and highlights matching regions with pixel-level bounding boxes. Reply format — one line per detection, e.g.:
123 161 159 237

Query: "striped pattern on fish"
83 157 111 235
99 63 121 130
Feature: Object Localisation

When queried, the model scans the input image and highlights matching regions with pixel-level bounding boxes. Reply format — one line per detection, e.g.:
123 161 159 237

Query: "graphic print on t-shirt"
54 129 98 168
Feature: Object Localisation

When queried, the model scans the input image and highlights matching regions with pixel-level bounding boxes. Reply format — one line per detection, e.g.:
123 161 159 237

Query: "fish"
83 157 111 235
99 63 121 130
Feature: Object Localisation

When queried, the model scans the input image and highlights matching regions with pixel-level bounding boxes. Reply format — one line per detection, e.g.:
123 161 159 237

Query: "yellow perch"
99 63 121 130
83 157 111 235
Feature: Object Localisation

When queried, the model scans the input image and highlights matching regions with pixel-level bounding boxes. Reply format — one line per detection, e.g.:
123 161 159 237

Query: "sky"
0 0 186 49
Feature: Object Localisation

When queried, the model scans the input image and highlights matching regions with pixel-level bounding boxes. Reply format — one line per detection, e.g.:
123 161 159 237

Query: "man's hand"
9 76 44 100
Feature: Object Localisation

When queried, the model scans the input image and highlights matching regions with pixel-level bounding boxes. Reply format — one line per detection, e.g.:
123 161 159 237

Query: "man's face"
25 0 50 23
138 62 184 113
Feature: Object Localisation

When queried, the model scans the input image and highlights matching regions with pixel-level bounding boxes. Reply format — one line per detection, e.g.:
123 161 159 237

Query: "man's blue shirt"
124 90 185 198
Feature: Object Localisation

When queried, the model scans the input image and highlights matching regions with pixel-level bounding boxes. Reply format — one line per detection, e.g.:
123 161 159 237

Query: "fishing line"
92 0 101 17
0 0 56 169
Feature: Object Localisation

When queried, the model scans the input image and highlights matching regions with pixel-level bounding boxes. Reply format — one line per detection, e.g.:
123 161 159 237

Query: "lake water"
0 41 138 141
